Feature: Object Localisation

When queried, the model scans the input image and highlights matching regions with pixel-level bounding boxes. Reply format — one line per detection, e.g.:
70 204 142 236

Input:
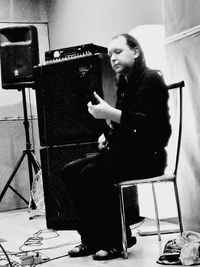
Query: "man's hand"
98 133 108 150
87 92 114 120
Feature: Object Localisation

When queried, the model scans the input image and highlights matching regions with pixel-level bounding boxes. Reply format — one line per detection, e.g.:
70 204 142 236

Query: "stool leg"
152 183 161 241
118 186 128 259
173 180 183 234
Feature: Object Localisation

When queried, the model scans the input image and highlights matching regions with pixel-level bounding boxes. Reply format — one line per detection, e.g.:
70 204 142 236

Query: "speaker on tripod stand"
0 25 39 89
0 25 40 208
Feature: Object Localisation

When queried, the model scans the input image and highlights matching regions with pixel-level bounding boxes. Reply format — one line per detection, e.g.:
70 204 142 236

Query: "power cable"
0 243 12 267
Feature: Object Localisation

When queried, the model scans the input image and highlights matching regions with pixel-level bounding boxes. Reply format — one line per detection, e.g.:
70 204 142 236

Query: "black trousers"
61 148 166 250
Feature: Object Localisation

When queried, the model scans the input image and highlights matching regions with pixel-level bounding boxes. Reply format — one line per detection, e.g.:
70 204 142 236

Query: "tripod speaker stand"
0 87 40 208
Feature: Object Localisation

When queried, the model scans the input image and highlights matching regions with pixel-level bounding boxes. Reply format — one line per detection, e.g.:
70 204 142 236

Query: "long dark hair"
111 33 146 92
111 33 145 66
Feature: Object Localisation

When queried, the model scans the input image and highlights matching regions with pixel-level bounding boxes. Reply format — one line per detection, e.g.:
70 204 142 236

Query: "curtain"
164 0 200 232
129 25 177 219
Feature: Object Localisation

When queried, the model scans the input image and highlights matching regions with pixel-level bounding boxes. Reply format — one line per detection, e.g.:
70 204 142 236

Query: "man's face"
108 36 139 76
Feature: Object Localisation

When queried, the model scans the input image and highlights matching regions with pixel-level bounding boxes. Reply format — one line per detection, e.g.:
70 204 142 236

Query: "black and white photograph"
0 0 200 266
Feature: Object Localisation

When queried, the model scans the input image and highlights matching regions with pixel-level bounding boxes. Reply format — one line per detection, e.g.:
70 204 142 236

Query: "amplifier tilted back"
34 53 116 147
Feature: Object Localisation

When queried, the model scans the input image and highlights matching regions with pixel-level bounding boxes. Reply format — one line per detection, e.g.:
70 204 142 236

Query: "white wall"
0 0 49 211
46 0 164 50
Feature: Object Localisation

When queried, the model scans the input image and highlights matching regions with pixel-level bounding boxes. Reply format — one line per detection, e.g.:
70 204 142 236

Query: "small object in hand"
91 92 99 105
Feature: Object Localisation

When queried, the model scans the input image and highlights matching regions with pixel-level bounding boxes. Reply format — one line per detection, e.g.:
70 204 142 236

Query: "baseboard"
0 238 7 242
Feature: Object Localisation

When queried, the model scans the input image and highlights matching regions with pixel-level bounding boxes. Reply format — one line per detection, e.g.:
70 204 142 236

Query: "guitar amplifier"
34 53 116 147
41 142 140 230
44 43 108 62
40 142 99 230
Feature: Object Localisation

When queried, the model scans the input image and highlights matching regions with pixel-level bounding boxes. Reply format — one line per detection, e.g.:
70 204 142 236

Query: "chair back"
167 81 185 176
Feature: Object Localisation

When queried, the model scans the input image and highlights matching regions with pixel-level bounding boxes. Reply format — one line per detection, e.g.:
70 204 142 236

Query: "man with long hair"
62 33 171 260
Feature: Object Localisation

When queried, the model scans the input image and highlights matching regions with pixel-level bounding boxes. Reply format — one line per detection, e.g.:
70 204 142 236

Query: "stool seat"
118 173 175 187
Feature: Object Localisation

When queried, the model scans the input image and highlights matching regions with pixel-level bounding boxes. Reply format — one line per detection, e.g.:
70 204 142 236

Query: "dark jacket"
107 65 172 156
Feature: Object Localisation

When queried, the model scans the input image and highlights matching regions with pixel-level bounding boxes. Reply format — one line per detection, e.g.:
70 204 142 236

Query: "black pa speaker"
40 142 99 230
0 25 39 89
34 53 116 146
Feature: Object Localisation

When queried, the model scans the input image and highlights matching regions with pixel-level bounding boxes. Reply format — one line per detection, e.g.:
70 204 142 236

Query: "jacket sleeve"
120 70 169 132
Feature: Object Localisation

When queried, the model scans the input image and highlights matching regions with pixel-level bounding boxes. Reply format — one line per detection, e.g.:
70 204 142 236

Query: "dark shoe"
93 247 122 261
127 236 137 248
68 243 96 257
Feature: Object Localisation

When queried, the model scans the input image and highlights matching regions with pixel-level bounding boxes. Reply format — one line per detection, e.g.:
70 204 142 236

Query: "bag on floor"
29 169 45 217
